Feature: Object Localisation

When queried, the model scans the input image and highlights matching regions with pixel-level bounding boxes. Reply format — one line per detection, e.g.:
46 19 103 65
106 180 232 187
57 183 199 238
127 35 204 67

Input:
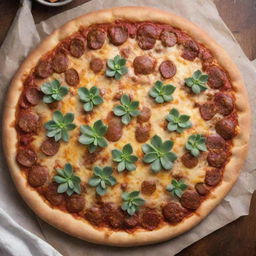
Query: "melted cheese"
32 38 218 208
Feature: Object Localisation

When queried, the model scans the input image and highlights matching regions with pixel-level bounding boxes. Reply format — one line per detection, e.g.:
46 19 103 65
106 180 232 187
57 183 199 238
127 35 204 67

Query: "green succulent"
121 191 145 216
185 134 207 157
166 179 187 198
88 166 117 196
112 144 138 172
44 111 77 142
142 135 177 173
149 80 176 103
78 120 108 153
166 108 192 133
54 163 81 196
41 79 68 103
78 86 103 112
106 55 128 80
185 70 208 94
113 94 140 125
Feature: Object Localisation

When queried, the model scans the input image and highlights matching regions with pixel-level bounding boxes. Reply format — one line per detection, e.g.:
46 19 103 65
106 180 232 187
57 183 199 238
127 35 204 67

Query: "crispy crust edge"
2 6 251 246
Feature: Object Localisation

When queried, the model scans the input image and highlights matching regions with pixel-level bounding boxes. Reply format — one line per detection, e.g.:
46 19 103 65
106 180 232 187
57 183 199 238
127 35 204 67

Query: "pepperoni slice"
207 66 227 89
182 40 199 61
64 68 80 86
20 135 33 146
124 215 139 228
181 152 198 168
108 25 128 46
87 28 106 50
159 60 177 79
106 208 125 229
66 194 85 213
85 207 103 226
105 116 123 142
16 149 37 167
140 208 161 230
137 24 157 50
133 55 155 75
195 183 209 196
135 124 150 143
174 30 191 44
18 111 39 133
199 47 213 62
141 180 156 195
160 30 177 47
137 106 151 123
214 93 234 116
206 134 226 151
40 138 60 156
205 169 221 186
25 87 42 105
28 165 48 187
35 60 53 79
90 57 104 73
69 37 86 58
207 151 228 168
199 102 216 121
215 118 236 140
45 183 65 206
162 202 185 224
52 53 69 73
180 190 200 210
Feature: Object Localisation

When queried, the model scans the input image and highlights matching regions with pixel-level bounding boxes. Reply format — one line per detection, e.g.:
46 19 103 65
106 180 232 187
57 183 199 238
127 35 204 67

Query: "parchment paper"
0 0 256 255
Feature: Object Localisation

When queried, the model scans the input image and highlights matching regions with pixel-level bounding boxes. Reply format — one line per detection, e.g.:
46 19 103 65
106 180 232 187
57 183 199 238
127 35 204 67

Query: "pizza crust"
2 6 251 246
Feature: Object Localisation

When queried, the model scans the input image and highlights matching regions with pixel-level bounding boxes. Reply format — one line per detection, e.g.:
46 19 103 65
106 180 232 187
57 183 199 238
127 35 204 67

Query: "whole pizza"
3 7 250 246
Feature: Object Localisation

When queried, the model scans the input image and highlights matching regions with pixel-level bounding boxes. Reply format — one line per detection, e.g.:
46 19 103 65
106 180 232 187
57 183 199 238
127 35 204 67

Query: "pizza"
3 7 250 246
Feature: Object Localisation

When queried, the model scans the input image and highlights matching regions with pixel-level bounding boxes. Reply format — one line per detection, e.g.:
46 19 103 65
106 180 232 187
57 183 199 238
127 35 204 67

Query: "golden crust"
2 6 251 246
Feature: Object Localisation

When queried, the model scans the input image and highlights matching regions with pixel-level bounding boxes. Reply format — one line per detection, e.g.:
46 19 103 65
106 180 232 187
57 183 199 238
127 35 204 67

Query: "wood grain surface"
0 0 255 255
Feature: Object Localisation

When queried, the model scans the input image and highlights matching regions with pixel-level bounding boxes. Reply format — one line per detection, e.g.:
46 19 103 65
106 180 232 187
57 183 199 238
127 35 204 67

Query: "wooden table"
0 0 255 255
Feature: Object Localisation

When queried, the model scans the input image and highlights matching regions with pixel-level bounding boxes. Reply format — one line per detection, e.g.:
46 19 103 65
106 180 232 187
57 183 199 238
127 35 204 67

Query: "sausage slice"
85 207 103 226
52 53 69 73
40 138 60 156
140 208 161 230
137 106 151 123
195 183 209 196
45 183 65 206
215 118 236 140
25 87 42 105
18 111 39 133
135 124 151 143
105 116 123 142
65 68 80 86
180 190 200 210
160 30 177 47
90 57 104 73
207 151 228 168
133 55 155 75
181 152 198 168
206 134 226 151
35 60 53 79
141 180 156 195
28 165 48 187
137 24 157 50
159 60 177 79
199 102 216 121
16 149 37 167
87 28 106 50
205 169 221 186
66 194 85 213
162 202 184 224
69 37 86 58
182 40 199 61
215 93 234 116
108 25 128 46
